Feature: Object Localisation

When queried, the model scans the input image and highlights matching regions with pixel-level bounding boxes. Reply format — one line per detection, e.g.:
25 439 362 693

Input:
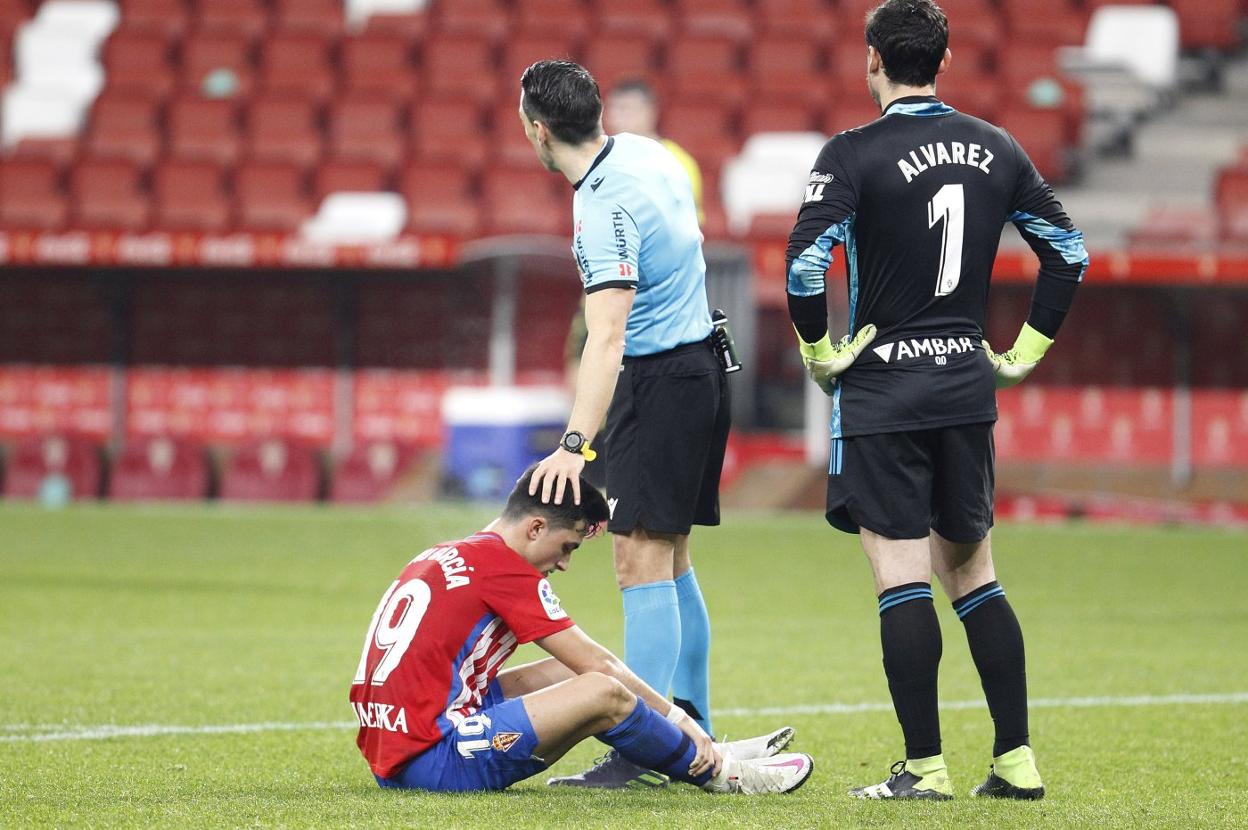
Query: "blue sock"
598 697 712 786
622 580 680 697
672 568 713 736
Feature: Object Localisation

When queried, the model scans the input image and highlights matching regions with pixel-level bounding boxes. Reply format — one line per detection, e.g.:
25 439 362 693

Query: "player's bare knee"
581 672 634 720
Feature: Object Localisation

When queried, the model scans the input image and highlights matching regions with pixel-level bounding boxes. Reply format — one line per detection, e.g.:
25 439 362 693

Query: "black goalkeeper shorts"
825 422 995 543
604 338 730 536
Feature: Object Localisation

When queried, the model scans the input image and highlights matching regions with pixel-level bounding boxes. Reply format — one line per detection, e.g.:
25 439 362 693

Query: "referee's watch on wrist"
559 430 597 461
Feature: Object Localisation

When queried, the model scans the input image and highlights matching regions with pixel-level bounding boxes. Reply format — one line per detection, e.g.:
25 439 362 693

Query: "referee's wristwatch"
559 430 597 461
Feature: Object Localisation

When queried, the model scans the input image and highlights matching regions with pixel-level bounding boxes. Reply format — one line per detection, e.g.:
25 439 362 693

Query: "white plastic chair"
721 132 826 235
300 192 408 244
345 0 427 29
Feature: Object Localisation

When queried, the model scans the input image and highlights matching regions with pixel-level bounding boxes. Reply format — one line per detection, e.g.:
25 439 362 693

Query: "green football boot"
850 755 954 800
971 744 1045 800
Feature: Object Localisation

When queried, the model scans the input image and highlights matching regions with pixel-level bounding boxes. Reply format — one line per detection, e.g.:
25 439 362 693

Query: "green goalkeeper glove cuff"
983 323 1054 389
795 324 878 396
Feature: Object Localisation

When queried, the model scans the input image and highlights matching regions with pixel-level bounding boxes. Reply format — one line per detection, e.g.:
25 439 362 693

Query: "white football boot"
715 726 796 761
703 752 814 794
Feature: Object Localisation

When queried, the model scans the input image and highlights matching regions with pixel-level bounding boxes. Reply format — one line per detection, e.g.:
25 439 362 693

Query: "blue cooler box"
441 386 571 500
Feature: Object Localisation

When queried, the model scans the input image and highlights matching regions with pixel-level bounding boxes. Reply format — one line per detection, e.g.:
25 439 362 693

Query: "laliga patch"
492 732 523 753
537 578 567 620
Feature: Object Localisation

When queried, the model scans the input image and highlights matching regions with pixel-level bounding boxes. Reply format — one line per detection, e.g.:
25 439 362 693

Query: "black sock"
953 581 1029 757
878 582 942 760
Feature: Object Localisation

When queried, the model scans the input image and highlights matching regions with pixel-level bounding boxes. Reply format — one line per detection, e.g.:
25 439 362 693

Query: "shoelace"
888 760 908 780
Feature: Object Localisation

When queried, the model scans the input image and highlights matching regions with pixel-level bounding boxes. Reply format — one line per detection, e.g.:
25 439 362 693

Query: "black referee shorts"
603 339 730 536
825 422 995 543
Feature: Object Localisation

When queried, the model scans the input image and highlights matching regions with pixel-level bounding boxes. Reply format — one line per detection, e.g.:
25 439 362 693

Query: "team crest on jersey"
492 732 523 753
537 578 567 620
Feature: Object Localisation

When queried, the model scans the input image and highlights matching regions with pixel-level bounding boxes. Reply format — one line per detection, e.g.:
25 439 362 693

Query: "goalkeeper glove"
982 323 1054 389
796 324 877 396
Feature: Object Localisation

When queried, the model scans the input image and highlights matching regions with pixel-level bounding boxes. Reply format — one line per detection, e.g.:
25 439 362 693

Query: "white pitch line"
4 692 1246 744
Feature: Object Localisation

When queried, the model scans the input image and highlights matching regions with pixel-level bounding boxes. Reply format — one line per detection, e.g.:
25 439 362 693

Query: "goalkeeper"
783 0 1087 802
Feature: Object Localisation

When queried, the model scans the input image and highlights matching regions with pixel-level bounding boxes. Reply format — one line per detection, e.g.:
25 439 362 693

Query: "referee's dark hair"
520 60 603 145
504 463 610 536
865 0 949 88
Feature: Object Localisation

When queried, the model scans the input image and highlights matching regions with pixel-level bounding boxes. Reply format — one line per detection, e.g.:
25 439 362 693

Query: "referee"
785 0 1087 801
517 60 764 788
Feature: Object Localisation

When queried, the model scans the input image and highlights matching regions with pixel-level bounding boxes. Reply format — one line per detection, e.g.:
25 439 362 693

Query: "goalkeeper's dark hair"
520 59 603 145
503 464 610 535
864 0 949 88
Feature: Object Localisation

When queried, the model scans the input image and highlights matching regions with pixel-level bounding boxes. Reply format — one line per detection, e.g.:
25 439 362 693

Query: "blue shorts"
376 681 547 792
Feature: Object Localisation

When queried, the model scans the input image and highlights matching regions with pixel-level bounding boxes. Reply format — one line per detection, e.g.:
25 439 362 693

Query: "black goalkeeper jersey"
786 95 1087 438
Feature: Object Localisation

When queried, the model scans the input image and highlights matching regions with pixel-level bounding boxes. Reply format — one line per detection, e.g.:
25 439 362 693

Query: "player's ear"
937 48 951 77
867 45 882 75
527 515 547 541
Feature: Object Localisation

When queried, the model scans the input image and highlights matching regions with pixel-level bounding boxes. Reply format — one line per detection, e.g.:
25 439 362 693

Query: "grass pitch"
2 502 1246 829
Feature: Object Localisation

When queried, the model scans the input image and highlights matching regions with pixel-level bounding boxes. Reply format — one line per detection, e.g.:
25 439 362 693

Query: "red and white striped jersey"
350 531 575 778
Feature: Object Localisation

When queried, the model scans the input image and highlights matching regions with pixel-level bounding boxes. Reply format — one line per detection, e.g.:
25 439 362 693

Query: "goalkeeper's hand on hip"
983 323 1054 389
796 324 877 396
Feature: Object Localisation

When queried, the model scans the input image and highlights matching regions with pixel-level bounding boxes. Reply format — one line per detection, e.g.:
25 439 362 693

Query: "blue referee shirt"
571 133 713 358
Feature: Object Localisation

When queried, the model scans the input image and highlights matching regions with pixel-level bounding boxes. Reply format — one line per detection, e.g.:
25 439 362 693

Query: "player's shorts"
605 337 731 535
375 681 545 792
825 421 995 543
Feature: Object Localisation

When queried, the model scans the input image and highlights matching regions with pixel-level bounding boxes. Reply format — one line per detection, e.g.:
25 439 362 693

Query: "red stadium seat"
667 35 744 106
274 0 345 36
180 31 256 97
259 32 336 102
1192 391 1248 467
86 93 163 167
747 37 829 108
594 0 673 41
316 158 389 199
220 439 320 502
168 97 242 164
2 435 101 501
340 33 418 100
661 100 739 180
329 441 416 503
432 0 510 40
741 101 815 136
0 0 31 39
411 97 488 172
361 12 428 40
753 0 839 40
246 96 323 165
234 161 314 231
515 0 592 39
423 35 498 103
583 35 661 93
0 159 68 230
198 0 270 37
9 137 80 167
482 166 565 236
328 95 406 169
492 101 543 166
117 0 189 37
72 157 151 230
400 162 480 235
154 160 231 230
821 99 885 135
1216 168 1248 239
1002 0 1086 47
674 0 753 41
936 72 1003 122
109 437 209 501
998 106 1070 183
941 0 1006 50
101 28 175 98
1125 206 1218 250
1171 0 1242 51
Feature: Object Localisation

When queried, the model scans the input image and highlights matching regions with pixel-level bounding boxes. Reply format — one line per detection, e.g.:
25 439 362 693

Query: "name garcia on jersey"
897 141 994 183
412 545 472 590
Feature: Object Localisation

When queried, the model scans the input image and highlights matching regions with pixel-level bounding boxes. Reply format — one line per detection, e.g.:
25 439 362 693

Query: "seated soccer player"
350 465 812 794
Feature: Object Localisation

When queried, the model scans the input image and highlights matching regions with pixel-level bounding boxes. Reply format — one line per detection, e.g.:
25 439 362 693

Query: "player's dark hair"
864 0 949 88
503 464 610 536
520 60 603 145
